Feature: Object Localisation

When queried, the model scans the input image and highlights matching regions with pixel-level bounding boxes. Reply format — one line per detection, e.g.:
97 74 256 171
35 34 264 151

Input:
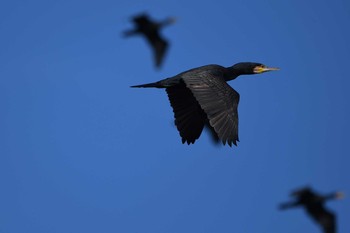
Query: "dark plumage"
279 187 344 233
123 13 175 68
131 62 279 146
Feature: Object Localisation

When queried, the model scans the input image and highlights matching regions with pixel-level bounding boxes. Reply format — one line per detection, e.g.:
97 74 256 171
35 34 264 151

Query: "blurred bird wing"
317 210 336 233
183 72 240 146
151 38 168 68
166 82 206 144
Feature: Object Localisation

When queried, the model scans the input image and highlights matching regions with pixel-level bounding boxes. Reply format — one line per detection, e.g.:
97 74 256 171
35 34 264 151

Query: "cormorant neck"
322 193 339 202
224 66 243 81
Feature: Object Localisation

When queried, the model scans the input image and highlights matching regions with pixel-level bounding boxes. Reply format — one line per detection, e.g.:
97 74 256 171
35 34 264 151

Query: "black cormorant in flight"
123 13 175 68
279 186 344 233
131 62 279 146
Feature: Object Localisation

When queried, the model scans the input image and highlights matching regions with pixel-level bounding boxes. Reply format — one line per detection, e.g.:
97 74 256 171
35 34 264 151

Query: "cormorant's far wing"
166 82 206 144
316 209 336 233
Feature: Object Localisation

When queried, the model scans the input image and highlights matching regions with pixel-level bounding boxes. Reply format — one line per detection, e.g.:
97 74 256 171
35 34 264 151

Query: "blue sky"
1 0 349 232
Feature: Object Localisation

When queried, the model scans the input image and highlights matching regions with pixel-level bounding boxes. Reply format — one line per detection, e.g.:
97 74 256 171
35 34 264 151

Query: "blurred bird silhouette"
279 186 344 233
131 62 279 146
123 13 176 69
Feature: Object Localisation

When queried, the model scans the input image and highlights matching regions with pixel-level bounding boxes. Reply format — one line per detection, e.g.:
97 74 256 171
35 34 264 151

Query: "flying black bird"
123 13 175 68
131 62 279 146
279 187 344 233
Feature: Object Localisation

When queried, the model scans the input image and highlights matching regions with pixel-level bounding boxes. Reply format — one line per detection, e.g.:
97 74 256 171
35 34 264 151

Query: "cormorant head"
335 191 345 199
232 62 280 75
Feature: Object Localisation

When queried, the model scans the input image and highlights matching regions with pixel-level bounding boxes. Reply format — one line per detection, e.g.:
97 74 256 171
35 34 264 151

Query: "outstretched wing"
151 38 168 68
321 213 336 233
183 72 240 146
316 209 336 233
166 82 206 144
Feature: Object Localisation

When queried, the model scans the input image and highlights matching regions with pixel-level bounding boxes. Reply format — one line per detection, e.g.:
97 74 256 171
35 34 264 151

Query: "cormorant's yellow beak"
167 17 177 24
336 192 345 199
254 65 280 74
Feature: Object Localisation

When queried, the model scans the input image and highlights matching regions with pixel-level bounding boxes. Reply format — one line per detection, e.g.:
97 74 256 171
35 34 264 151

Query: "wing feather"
166 83 206 144
183 72 240 146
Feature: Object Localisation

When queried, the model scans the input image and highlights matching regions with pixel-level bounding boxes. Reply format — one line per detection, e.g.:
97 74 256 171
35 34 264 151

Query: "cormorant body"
279 187 343 233
131 62 279 146
123 13 175 68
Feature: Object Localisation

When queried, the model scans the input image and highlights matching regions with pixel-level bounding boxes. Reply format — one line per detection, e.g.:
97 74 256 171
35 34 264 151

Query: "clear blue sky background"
1 0 349 232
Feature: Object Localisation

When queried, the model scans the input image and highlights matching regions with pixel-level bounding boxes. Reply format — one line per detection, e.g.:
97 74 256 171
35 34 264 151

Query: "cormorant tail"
130 82 162 88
